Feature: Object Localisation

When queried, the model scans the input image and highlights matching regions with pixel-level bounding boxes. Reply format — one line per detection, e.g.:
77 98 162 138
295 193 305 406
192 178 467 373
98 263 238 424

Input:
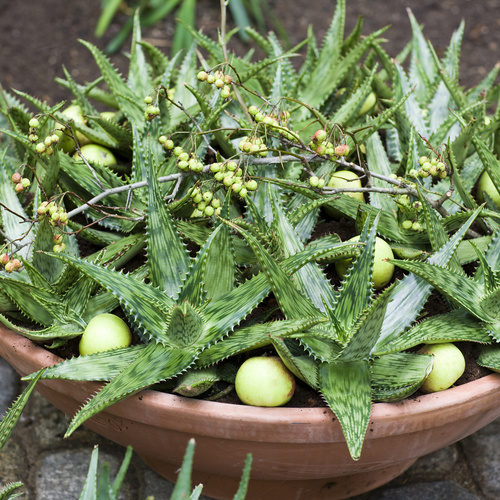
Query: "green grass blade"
170 438 195 500
95 0 122 37
79 446 98 500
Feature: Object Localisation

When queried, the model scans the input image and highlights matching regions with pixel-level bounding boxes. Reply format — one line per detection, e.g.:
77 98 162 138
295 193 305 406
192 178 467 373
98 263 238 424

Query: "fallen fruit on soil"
335 235 395 289
79 313 132 356
235 356 296 407
418 343 466 393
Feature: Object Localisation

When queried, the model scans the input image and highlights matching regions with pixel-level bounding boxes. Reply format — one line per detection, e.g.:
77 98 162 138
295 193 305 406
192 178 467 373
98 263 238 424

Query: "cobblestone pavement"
0 357 497 500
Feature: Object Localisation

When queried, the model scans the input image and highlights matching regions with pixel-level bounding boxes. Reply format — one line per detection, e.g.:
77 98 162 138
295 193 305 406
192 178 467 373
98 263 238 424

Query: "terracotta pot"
2 324 500 500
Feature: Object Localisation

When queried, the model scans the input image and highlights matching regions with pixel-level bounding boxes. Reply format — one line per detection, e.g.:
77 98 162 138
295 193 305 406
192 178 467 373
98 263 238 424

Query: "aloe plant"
2 0 500 471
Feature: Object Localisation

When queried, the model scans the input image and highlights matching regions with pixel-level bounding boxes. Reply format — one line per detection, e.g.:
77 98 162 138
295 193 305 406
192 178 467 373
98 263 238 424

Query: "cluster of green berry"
308 176 326 189
0 253 21 273
11 172 30 194
247 106 299 143
51 233 66 253
309 129 350 158
237 136 268 157
28 117 60 156
209 160 258 198
410 156 448 180
171 144 205 173
189 187 222 218
396 194 425 232
197 69 232 99
158 135 174 151
144 95 160 122
37 201 69 228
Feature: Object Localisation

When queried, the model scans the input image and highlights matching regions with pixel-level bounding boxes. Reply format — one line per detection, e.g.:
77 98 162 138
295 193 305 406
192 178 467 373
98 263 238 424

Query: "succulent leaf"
23 345 145 382
375 309 491 355
65 341 197 437
372 352 433 402
318 359 372 460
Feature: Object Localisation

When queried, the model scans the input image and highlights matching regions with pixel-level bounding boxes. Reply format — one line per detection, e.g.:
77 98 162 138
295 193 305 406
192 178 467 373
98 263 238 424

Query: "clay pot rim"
3 324 500 438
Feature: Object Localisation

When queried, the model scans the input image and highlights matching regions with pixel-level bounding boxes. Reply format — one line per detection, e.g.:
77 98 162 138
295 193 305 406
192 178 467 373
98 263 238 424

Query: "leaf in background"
145 137 190 296
80 40 145 132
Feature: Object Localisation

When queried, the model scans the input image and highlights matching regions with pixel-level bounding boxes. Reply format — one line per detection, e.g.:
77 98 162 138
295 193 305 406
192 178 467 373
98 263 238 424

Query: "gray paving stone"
360 481 481 499
35 448 139 499
461 419 500 498
403 444 459 478
0 358 19 412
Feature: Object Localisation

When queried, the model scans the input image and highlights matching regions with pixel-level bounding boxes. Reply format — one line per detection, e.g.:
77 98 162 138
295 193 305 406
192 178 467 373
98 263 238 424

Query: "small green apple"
476 171 500 208
77 144 117 168
335 235 395 289
235 356 296 407
79 313 132 356
418 343 466 393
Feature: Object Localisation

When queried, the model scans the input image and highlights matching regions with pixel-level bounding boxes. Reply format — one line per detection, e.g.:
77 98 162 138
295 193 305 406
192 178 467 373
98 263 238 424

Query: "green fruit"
418 343 465 393
235 356 295 407
327 170 364 202
335 235 395 289
325 170 364 218
77 144 117 168
55 104 91 153
476 171 500 208
79 313 132 356
358 91 377 116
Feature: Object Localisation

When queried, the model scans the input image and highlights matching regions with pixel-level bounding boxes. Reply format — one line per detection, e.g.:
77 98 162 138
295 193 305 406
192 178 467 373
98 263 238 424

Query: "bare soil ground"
1 0 500 106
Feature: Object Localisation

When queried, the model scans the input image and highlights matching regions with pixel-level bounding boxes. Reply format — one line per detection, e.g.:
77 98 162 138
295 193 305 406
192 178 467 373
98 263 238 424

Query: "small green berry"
35 143 46 154
204 206 215 217
245 180 258 191
21 178 31 188
144 96 154 104
248 106 259 116
309 176 319 188
29 118 40 128
197 71 208 82
402 220 413 230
